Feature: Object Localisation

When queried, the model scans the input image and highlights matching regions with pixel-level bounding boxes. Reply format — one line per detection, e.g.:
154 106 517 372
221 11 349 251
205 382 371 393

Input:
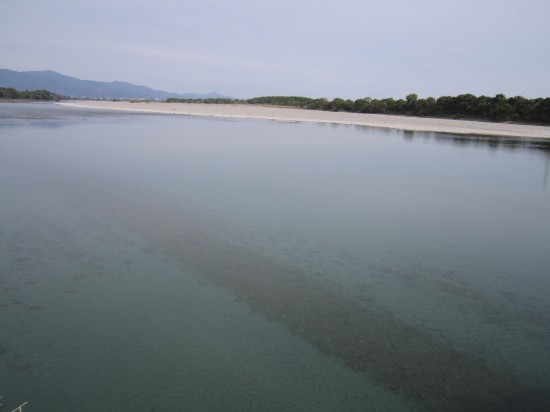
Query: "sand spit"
58 100 550 139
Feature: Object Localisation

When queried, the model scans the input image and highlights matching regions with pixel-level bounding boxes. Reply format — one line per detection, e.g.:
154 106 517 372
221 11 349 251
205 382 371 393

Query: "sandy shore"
58 100 550 139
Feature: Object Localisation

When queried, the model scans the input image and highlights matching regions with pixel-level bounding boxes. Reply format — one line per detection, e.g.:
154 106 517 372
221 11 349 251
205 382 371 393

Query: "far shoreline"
57 100 550 139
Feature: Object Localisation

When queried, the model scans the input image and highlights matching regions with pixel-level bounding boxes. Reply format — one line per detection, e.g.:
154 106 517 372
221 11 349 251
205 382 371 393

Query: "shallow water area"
1 102 550 411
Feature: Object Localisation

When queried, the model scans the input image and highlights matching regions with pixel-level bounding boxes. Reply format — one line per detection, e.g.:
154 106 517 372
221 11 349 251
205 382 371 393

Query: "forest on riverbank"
167 94 550 125
0 87 61 101
3 86 549 125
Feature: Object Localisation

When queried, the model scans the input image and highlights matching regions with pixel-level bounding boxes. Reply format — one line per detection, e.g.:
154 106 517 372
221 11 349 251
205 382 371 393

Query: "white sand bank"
58 100 550 139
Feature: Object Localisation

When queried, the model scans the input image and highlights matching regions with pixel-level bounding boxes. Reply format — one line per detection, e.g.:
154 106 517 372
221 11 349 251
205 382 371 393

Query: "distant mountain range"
0 69 228 100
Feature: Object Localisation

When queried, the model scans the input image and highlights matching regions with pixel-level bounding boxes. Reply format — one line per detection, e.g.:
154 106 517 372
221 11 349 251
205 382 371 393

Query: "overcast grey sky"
2 0 549 99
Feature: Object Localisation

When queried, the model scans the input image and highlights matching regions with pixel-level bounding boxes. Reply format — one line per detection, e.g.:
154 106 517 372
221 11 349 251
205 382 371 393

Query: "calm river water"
1 102 550 411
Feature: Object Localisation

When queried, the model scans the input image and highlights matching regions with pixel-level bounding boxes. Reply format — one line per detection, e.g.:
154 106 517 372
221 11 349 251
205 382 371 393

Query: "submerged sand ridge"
58 100 550 139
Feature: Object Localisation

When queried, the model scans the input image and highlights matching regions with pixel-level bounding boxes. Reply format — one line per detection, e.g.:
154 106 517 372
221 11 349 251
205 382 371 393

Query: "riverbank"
58 100 550 139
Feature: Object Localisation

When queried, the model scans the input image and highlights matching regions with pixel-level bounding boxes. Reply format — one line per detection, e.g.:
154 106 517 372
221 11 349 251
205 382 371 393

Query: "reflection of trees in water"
446 135 550 190
403 132 550 153
399 131 550 189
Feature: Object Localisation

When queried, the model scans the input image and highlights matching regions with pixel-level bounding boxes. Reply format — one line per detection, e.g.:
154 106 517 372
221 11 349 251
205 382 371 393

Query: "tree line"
3 88 548 124
167 93 550 125
0 87 61 101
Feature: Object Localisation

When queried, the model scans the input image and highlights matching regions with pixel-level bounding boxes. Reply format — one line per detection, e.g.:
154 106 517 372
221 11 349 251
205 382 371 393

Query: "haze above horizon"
1 0 549 100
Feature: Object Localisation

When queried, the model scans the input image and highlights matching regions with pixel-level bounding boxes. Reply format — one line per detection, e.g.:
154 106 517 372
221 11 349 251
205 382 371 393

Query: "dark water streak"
29 163 549 412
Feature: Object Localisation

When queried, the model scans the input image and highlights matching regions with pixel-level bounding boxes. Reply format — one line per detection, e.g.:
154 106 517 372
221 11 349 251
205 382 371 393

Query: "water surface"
1 102 550 411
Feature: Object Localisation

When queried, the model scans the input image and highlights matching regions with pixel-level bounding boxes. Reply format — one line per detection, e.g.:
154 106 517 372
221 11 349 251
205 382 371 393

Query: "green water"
1 103 549 411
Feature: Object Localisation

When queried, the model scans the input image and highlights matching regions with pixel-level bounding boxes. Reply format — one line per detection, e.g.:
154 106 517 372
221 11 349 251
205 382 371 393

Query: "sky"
1 0 550 99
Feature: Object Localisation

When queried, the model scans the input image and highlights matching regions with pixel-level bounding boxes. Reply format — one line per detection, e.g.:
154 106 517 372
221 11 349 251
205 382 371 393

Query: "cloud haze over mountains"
0 69 227 100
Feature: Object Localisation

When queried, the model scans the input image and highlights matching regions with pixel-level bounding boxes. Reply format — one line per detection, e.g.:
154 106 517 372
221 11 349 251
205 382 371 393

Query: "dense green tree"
305 98 330 110
455 94 477 116
0 87 18 99
488 94 513 121
0 87 60 100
